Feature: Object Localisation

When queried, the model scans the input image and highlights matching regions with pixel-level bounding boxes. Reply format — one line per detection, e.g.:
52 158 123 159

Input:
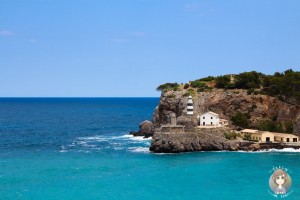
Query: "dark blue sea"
1 98 300 200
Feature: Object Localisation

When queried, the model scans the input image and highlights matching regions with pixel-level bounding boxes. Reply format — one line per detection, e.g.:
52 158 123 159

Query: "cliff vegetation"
157 69 300 104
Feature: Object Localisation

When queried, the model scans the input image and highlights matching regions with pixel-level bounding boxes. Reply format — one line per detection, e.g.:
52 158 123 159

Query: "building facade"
199 111 220 127
240 129 299 143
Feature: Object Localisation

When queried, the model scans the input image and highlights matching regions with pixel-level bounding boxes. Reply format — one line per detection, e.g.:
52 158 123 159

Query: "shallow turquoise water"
0 98 299 200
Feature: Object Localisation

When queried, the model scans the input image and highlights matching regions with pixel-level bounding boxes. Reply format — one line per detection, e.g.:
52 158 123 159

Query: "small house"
199 111 220 127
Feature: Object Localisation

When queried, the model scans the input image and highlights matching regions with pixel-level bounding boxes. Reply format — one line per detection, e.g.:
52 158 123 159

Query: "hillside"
152 70 300 135
157 69 300 105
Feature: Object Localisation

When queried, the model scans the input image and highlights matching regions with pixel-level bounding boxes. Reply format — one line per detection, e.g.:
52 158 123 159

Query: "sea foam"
128 147 150 153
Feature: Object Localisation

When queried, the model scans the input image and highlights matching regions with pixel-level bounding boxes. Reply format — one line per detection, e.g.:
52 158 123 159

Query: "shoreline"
148 129 300 153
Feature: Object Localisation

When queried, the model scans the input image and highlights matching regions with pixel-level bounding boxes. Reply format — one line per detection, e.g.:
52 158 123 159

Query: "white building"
199 111 220 126
187 95 193 115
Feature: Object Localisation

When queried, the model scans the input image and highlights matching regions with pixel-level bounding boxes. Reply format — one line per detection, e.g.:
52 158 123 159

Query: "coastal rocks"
131 120 154 138
153 91 185 125
248 143 260 151
150 128 229 153
222 140 240 151
150 130 300 153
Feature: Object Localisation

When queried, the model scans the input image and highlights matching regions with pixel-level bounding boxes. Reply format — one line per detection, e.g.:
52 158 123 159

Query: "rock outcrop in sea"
130 120 154 138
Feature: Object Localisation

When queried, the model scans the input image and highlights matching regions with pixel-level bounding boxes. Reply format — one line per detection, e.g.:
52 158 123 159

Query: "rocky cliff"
131 88 300 153
153 89 300 135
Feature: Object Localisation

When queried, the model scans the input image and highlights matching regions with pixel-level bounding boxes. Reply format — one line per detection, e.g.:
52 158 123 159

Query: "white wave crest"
69 134 152 153
235 148 300 153
129 136 152 141
76 136 108 142
263 148 300 153
128 147 150 153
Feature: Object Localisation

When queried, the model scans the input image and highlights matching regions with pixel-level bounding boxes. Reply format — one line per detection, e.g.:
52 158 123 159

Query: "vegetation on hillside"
190 80 212 92
262 69 300 102
231 112 250 128
224 132 241 140
215 70 300 103
156 82 180 92
259 119 294 134
182 88 196 97
157 69 300 103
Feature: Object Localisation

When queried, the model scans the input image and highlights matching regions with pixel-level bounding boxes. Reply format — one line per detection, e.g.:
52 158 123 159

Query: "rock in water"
131 120 154 138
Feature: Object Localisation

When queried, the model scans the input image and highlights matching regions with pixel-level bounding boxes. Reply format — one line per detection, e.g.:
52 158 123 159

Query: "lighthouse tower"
187 95 194 115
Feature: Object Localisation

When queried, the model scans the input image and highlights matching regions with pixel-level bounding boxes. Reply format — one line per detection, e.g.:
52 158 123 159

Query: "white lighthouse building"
187 95 194 115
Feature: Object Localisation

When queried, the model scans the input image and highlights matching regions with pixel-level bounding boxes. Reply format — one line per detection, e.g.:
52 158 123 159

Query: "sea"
1 98 300 200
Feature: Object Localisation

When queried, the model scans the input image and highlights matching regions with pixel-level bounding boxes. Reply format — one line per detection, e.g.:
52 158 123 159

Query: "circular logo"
269 169 292 197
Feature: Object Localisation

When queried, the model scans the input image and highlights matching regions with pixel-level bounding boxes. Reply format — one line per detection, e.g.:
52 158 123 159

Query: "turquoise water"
1 98 300 200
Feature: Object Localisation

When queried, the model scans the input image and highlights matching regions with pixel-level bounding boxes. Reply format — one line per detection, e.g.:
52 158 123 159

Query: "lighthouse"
187 95 194 115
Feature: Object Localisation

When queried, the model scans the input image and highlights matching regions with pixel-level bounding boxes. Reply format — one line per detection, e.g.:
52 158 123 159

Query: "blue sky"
0 0 299 97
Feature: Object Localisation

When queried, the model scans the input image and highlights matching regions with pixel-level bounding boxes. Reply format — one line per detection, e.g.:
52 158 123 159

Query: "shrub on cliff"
183 83 190 89
215 75 232 88
284 121 294 134
198 76 215 82
231 112 250 128
190 80 211 92
215 71 263 89
224 132 240 140
235 71 263 89
262 69 300 103
183 88 196 97
243 134 252 141
259 120 283 132
258 119 294 133
156 82 179 91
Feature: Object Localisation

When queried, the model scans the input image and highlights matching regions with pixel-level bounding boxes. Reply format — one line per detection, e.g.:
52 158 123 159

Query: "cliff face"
152 89 300 135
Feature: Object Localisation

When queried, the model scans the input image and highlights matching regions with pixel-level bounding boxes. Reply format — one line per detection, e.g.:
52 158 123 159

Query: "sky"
0 0 300 97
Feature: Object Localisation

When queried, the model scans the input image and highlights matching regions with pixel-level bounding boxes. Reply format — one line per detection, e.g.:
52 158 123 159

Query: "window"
211 117 213 119
211 122 213 125
203 117 205 119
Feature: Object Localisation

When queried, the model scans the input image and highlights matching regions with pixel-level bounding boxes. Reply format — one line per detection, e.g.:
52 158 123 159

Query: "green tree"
156 82 179 91
231 112 250 128
183 83 189 89
215 75 232 88
235 71 263 89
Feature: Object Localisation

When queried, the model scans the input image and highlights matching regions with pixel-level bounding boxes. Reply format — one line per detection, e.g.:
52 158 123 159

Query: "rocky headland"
131 71 300 153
